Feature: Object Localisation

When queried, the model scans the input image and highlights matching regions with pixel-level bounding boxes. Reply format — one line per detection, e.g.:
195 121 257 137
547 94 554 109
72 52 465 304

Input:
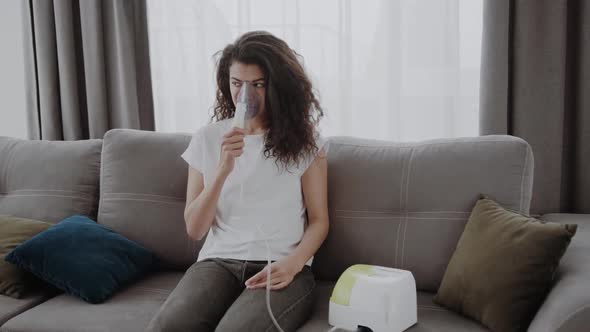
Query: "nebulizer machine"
231 82 418 332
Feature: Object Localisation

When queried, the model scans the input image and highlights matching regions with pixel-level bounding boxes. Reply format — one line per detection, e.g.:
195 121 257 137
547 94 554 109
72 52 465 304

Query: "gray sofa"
0 129 588 332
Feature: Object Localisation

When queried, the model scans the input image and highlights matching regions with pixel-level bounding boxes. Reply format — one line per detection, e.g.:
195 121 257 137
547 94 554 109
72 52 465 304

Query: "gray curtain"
480 0 590 215
22 0 155 140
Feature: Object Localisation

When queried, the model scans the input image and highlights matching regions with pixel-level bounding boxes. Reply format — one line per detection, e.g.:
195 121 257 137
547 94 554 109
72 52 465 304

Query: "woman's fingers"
222 141 244 151
221 127 246 160
270 276 285 285
223 128 240 137
221 136 245 150
248 277 284 289
270 280 290 291
246 264 280 287
247 270 287 289
259 275 284 286
221 139 244 159
221 131 245 159
223 127 247 138
246 268 266 287
224 134 245 143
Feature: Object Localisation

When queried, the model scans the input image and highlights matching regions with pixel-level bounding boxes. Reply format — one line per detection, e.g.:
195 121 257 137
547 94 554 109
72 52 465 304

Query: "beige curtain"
22 0 155 140
480 0 590 215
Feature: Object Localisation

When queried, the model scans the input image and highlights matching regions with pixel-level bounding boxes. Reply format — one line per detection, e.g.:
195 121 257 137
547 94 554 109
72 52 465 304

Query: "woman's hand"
217 127 246 177
245 256 304 291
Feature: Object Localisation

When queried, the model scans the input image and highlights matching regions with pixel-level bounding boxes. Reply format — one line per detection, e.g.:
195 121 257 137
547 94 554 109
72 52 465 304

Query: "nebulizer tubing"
231 81 285 332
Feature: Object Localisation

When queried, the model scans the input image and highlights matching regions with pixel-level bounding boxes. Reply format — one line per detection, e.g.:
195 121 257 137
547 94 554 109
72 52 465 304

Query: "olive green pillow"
0 215 52 298
434 195 577 332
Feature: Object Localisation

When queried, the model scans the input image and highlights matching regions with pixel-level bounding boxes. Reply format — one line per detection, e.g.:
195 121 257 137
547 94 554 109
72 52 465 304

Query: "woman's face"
229 61 266 116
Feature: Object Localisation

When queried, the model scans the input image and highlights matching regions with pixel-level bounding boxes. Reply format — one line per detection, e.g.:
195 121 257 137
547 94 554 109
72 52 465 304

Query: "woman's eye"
254 83 265 88
232 81 242 87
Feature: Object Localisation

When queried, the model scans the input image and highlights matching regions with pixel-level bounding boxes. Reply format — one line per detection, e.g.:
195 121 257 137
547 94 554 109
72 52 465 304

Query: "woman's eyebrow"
230 77 265 82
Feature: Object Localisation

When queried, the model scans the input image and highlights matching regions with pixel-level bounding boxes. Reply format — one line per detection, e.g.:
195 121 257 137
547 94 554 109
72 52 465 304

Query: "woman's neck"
245 115 268 135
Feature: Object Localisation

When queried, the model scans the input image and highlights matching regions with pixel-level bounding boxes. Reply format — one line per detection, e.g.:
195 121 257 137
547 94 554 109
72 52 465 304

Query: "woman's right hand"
217 127 246 177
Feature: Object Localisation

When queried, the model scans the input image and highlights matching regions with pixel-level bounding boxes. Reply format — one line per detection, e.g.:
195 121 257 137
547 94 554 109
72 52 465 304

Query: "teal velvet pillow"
4 215 155 303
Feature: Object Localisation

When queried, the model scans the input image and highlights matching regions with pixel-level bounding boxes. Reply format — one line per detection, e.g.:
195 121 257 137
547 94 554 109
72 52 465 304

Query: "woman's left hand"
245 256 304 290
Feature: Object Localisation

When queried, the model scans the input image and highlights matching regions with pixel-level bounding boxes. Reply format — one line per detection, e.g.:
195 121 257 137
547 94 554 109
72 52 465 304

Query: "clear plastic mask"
232 81 261 130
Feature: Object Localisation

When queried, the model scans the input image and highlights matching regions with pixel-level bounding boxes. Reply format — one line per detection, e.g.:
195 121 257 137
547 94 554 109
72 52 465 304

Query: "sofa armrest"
528 214 590 332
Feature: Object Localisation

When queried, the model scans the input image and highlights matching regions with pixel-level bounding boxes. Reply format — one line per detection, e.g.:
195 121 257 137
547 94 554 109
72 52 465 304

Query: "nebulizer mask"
232 81 260 134
231 81 285 332
232 81 261 205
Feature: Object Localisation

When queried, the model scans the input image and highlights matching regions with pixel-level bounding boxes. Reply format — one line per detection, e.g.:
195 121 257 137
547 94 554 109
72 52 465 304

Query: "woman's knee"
216 267 316 332
268 281 316 331
146 259 242 332
146 287 215 332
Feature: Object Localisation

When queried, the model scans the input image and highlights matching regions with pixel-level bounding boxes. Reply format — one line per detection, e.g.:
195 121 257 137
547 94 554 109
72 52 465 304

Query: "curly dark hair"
211 30 324 173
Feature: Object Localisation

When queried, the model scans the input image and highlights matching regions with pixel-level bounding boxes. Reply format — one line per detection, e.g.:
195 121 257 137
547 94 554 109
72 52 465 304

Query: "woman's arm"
288 146 330 269
184 127 246 240
184 167 228 241
246 147 329 290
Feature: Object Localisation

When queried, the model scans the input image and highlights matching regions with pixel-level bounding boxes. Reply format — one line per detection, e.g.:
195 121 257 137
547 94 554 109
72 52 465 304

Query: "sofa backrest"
97 129 200 271
0 136 102 223
312 134 534 292
100 129 533 292
2 130 533 292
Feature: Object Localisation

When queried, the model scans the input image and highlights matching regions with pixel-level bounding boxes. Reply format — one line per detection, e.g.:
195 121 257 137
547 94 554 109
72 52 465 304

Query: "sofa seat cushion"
0 287 59 326
298 281 489 332
0 271 182 332
1 277 489 332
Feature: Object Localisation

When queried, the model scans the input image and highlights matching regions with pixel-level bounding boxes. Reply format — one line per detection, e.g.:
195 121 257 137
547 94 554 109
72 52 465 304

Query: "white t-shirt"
181 118 329 266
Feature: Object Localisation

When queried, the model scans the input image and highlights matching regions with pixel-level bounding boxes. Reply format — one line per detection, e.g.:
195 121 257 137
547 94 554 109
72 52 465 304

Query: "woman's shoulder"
192 118 232 139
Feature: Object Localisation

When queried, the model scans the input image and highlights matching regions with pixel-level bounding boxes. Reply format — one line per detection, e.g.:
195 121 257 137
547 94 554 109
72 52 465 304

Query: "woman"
146 31 330 332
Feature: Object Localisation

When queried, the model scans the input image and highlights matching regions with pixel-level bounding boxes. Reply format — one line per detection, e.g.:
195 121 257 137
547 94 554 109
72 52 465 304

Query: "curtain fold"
22 0 155 140
480 0 590 214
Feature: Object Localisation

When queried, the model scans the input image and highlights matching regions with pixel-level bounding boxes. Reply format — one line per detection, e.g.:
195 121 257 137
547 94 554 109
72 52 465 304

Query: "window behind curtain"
147 0 483 141
0 1 27 139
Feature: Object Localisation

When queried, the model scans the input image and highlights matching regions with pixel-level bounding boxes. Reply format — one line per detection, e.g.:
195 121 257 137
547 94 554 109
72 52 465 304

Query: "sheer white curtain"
147 0 482 141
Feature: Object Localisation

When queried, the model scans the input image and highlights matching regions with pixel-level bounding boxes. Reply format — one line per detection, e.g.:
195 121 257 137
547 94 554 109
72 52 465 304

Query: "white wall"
0 0 27 139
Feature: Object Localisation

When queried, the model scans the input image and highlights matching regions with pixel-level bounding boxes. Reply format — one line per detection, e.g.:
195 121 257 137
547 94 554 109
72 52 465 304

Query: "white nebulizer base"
329 265 417 332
